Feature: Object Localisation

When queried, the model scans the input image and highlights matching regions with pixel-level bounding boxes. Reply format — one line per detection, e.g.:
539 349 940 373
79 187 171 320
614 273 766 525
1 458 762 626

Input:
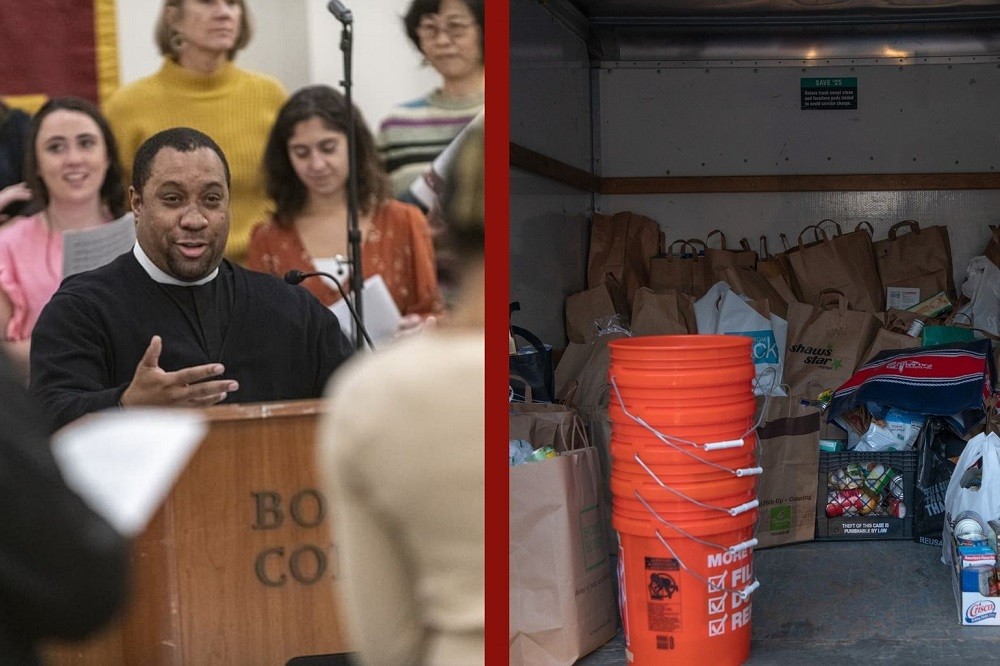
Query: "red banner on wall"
0 0 119 111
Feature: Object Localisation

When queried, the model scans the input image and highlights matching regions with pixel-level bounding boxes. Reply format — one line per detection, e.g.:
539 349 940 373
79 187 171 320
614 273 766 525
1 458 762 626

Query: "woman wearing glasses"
378 0 484 203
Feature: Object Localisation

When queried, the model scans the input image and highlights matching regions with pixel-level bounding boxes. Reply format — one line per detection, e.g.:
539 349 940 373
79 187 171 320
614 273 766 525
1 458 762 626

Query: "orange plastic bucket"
609 365 756 390
609 335 753 369
609 395 757 429
610 427 757 468
613 508 756 665
611 492 758 526
610 467 758 507
609 378 752 407
610 414 753 443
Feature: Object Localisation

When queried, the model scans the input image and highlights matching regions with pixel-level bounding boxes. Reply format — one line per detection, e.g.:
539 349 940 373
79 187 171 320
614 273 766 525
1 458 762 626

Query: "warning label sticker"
646 570 682 632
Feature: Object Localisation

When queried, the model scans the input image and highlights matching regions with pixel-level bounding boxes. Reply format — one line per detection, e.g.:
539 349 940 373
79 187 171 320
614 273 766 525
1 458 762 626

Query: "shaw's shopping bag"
827 339 996 435
783 292 879 398
509 446 617 665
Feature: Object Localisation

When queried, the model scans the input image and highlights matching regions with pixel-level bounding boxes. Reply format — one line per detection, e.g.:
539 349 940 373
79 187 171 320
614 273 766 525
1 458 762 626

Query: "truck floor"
576 539 997 665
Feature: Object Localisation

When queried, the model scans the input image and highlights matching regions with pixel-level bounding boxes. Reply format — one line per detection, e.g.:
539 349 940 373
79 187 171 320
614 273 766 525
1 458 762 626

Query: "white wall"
115 0 438 130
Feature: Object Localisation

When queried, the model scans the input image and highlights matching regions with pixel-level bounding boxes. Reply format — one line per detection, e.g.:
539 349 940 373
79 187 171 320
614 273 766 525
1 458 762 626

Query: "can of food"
906 319 925 338
954 510 987 541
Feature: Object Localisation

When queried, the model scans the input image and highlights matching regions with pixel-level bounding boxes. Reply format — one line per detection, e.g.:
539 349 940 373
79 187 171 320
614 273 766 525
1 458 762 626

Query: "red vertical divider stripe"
484 0 511 663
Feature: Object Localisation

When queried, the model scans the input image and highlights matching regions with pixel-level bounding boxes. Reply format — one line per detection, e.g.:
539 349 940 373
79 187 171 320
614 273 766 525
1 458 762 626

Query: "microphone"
326 0 353 24
285 269 374 349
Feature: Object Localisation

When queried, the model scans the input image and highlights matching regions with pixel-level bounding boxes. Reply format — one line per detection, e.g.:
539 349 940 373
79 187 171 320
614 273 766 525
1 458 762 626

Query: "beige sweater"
318 331 484 665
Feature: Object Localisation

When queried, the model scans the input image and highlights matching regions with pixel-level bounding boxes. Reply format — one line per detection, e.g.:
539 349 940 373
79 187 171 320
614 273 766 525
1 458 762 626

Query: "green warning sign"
801 77 857 110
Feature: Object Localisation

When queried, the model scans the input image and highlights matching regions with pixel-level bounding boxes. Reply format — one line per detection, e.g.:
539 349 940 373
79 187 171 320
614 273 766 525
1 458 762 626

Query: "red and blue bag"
827 339 996 435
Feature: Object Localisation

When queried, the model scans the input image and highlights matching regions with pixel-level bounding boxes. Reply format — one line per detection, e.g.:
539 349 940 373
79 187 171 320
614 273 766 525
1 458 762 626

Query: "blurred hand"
0 182 31 214
120 336 239 407
394 314 437 340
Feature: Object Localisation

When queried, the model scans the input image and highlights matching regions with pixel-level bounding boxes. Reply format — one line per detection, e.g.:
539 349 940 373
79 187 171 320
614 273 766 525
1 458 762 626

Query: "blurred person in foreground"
318 125 484 664
247 85 443 328
0 97 128 381
0 349 128 665
102 0 286 262
29 127 353 431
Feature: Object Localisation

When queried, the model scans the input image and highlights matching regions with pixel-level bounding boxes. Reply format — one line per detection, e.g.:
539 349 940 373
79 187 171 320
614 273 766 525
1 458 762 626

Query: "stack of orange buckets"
608 335 761 665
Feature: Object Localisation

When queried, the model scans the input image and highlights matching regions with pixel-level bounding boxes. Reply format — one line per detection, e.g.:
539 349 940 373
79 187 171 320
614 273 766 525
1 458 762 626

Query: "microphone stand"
330 4 364 350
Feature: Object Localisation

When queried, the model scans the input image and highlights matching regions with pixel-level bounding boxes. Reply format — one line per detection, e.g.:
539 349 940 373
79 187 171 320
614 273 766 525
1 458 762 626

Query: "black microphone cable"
284 269 375 350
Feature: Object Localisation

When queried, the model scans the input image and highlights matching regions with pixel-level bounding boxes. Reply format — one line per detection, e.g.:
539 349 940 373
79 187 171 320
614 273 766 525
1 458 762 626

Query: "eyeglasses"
416 19 474 41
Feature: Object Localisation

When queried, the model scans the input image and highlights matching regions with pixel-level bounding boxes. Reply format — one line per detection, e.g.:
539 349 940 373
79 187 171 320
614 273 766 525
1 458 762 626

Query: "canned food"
955 510 987 541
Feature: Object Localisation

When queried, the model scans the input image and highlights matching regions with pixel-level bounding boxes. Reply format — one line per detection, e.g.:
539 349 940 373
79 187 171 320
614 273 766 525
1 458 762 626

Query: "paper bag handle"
509 374 534 403
817 289 848 316
666 239 698 263
855 220 874 237
797 224 830 250
888 219 921 240
707 229 728 250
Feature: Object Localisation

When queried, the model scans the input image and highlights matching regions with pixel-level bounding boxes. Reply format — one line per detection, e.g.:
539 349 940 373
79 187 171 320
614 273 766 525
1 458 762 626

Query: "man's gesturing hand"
119 336 239 407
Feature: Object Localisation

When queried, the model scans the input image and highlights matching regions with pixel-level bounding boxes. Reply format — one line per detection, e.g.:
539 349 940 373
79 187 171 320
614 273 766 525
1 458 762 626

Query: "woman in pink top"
0 97 127 379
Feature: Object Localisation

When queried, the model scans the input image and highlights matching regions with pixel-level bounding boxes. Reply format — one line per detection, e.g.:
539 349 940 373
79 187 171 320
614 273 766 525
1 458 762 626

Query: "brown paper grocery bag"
587 211 660 303
860 328 921 365
702 229 758 272
554 331 631 421
629 287 693 336
720 265 789 319
873 220 955 303
509 381 590 453
757 234 800 306
787 221 884 313
565 283 617 344
983 224 1000 269
783 293 880 398
509 446 617 665
648 240 714 297
754 395 821 548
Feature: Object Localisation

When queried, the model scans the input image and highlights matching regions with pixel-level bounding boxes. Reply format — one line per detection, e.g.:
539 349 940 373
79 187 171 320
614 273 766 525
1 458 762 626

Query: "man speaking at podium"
29 127 354 431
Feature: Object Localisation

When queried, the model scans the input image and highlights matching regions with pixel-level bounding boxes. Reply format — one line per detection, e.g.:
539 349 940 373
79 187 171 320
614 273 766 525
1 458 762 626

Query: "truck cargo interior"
509 0 1000 663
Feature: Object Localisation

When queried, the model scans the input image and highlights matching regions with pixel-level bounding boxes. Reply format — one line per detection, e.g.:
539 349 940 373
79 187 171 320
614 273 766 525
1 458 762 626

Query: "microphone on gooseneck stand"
327 0 353 24
284 269 375 350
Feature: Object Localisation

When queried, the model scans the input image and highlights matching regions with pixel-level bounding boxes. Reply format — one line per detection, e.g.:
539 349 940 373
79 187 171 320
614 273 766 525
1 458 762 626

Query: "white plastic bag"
955 256 1000 338
695 281 787 396
941 431 1000 564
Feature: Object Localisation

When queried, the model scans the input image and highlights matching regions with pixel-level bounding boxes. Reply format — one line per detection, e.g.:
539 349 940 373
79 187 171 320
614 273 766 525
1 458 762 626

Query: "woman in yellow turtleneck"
103 0 286 263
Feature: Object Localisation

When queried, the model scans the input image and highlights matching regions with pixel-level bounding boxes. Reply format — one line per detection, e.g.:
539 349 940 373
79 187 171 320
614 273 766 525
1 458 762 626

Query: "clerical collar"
133 242 219 286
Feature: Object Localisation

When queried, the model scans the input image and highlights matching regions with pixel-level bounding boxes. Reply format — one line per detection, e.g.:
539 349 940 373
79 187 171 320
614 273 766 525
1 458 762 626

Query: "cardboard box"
951 534 1000 625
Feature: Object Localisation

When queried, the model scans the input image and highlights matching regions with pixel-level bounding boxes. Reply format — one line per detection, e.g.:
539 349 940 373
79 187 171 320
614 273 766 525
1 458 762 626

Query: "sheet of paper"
50 409 207 537
329 274 402 344
62 212 136 277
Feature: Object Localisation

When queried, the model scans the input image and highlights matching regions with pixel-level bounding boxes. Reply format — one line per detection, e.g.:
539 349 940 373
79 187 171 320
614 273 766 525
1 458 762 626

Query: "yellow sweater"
103 59 287 262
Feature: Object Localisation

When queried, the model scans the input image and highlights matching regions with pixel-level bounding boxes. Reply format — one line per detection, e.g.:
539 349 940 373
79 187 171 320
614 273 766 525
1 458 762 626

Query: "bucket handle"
635 492 761 600
610 376 765 476
633 453 760 518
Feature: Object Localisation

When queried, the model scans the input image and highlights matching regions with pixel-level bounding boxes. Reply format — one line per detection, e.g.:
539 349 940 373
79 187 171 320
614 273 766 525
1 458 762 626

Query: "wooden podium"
46 400 349 665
